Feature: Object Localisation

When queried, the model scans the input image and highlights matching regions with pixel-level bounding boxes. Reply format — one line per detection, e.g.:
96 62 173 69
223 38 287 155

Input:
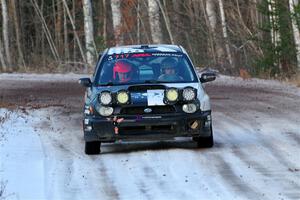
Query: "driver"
158 58 183 81
113 60 133 83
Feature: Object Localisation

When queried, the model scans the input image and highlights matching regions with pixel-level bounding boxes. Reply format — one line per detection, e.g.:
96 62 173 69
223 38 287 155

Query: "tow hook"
112 116 124 135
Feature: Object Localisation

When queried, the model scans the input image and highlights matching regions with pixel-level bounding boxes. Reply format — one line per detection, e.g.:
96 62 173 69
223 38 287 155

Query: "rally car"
79 44 216 154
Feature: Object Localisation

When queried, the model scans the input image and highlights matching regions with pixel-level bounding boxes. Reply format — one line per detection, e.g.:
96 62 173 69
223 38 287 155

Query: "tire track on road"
208 153 269 199
232 146 300 200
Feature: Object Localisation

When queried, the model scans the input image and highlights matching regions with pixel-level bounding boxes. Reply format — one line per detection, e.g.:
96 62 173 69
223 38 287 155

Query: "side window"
178 58 195 81
139 66 154 80
99 62 114 83
93 53 104 81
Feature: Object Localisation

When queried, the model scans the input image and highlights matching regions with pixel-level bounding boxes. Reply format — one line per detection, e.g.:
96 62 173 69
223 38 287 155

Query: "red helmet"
113 60 132 82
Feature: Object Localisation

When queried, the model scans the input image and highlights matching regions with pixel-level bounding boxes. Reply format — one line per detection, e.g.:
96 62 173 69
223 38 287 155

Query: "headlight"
99 106 114 116
99 91 112 105
166 88 179 102
182 103 197 113
182 87 196 101
117 90 129 104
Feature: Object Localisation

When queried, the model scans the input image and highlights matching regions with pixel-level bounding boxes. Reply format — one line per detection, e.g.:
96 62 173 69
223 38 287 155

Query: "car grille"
120 106 175 115
119 125 173 134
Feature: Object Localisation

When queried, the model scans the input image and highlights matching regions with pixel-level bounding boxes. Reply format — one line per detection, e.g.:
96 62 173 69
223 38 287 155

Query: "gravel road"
0 74 299 200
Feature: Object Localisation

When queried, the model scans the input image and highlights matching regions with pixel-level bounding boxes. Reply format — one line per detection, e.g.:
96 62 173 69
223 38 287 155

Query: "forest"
0 0 300 79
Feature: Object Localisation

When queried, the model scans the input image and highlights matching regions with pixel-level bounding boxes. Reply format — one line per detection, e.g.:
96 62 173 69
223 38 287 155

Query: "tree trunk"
137 1 151 43
289 0 300 71
111 0 122 45
72 0 76 63
56 0 63 54
1 0 12 68
62 0 87 64
156 0 174 44
148 0 163 44
205 0 219 64
137 0 140 44
102 0 107 46
41 0 46 68
218 0 234 69
83 0 96 66
0 38 6 70
11 0 26 69
63 4 69 61
31 0 60 62
268 0 281 70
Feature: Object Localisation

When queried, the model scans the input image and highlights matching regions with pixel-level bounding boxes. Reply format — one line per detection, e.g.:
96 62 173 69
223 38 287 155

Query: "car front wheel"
85 141 101 155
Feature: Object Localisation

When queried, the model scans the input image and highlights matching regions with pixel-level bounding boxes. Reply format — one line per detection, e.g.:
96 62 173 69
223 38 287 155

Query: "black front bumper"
83 111 212 142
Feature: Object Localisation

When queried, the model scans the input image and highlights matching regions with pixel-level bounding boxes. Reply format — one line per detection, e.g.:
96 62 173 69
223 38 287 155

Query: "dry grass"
289 73 300 87
239 68 251 80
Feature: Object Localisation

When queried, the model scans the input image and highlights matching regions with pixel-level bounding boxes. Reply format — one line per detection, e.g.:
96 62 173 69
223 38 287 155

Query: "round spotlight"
99 91 112 105
99 106 114 116
166 88 179 102
117 90 129 104
182 103 197 113
182 87 196 101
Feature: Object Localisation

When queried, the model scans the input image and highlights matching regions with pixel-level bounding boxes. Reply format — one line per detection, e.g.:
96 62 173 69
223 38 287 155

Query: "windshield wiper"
98 81 114 86
144 80 159 84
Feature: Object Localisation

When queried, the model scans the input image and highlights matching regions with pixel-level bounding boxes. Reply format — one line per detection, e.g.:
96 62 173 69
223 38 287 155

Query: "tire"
193 125 214 148
85 141 101 155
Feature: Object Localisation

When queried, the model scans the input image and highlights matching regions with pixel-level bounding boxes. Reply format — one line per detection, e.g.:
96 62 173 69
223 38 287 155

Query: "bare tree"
102 0 107 46
156 0 174 44
289 0 300 71
111 0 122 45
0 37 6 70
31 0 60 62
11 0 26 69
83 0 96 66
1 0 12 68
218 0 234 69
268 0 281 69
63 5 69 60
56 0 63 54
62 0 87 64
205 0 221 64
148 0 163 43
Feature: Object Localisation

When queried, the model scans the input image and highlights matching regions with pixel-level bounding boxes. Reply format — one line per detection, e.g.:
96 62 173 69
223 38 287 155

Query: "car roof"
106 44 183 55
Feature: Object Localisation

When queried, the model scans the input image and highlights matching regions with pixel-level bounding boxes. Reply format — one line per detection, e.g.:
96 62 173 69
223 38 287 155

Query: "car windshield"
95 52 197 85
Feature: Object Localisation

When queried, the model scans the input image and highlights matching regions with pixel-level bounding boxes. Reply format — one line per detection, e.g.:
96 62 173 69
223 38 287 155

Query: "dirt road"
0 74 299 200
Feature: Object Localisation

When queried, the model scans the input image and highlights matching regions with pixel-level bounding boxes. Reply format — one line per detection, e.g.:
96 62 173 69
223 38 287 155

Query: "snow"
0 109 45 199
213 75 300 96
0 75 300 200
0 73 88 82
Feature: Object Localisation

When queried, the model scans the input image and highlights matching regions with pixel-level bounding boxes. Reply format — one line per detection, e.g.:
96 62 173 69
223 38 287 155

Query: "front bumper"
83 111 212 142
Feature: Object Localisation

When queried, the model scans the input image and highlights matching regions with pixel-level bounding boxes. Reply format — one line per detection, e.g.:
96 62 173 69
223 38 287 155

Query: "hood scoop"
128 85 166 92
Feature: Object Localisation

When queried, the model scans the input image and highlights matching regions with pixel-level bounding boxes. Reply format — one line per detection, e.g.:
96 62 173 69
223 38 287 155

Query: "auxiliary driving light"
84 126 92 132
182 103 197 113
99 91 112 105
99 106 114 116
182 87 196 101
117 90 129 104
166 88 179 102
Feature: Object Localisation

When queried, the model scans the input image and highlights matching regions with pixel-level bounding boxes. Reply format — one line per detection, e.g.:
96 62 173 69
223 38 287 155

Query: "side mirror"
78 78 92 87
200 72 216 83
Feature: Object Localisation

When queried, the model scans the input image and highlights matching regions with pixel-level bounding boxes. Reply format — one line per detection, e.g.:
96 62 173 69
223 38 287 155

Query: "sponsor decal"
144 108 152 113
107 53 183 61
132 53 152 57
142 116 162 119
151 53 183 57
